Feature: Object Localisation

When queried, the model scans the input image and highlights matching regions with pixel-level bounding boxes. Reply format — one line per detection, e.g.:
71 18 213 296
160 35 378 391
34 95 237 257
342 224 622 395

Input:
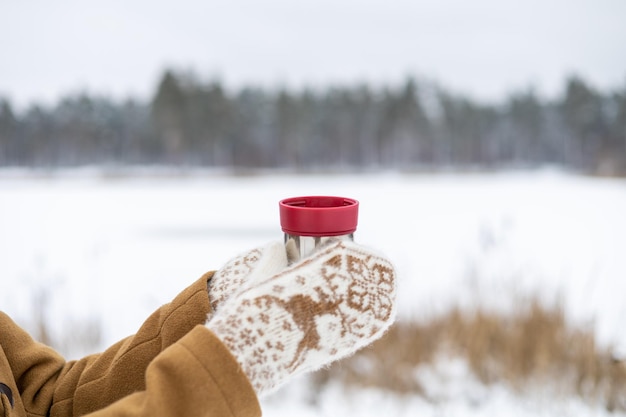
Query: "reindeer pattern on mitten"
208 242 396 393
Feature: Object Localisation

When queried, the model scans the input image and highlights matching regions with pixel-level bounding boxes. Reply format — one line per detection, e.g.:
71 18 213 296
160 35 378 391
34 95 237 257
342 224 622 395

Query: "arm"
55 272 216 415
85 325 261 417
0 273 225 416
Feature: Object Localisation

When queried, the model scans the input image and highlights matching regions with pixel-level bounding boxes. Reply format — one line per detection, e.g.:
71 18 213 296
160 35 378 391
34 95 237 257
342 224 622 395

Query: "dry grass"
314 299 626 411
29 285 103 359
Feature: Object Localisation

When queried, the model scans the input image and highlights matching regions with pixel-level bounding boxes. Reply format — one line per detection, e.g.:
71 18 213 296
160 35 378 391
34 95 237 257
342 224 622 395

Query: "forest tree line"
1 71 625 174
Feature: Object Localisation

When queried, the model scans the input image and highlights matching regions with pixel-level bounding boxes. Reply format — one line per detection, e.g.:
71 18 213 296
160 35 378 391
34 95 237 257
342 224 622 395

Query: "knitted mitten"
207 242 288 313
206 240 397 397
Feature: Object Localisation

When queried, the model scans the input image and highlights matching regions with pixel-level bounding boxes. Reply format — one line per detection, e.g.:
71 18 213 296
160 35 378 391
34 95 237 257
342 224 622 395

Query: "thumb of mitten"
207 242 288 313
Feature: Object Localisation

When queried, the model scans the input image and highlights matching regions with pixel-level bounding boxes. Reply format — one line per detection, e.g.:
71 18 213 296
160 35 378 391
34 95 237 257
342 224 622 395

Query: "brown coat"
0 273 261 417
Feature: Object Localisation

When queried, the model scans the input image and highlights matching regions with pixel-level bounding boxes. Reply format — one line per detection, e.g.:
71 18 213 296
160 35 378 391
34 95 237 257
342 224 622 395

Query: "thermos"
279 196 359 261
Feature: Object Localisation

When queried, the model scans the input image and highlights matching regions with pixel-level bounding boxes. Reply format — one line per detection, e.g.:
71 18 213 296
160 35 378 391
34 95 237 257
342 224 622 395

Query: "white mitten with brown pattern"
207 242 288 314
205 240 397 397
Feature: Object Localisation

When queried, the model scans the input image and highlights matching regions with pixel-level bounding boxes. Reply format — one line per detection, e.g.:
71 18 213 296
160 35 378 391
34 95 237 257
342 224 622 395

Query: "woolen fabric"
0 273 261 417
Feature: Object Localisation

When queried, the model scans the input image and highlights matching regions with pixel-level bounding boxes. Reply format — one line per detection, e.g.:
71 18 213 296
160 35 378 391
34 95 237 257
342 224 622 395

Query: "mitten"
205 240 397 397
207 242 288 314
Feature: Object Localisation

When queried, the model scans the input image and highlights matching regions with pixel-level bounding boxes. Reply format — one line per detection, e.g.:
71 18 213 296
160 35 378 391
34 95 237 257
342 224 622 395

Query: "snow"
1 168 625 416
262 361 614 417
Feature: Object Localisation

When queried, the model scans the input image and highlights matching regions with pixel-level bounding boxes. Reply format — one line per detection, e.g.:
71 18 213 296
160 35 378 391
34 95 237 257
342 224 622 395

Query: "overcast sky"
1 0 625 109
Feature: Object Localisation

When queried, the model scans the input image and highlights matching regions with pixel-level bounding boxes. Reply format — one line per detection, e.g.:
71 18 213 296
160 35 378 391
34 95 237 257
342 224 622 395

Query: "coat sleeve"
1 272 260 417
85 325 261 417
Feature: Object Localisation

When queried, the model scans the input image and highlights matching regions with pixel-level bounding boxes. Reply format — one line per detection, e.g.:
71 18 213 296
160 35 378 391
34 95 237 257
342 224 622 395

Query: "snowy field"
1 169 625 416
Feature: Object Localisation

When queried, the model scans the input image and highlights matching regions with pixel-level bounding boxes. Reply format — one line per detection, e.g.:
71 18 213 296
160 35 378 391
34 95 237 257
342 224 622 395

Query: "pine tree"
151 70 187 162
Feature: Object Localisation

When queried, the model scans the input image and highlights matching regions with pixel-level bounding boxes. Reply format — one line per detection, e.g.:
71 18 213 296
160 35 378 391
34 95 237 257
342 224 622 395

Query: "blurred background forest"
1 71 625 175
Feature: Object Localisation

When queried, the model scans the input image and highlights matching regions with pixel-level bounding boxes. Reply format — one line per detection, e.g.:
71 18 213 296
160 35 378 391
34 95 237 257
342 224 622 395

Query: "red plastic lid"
279 196 359 237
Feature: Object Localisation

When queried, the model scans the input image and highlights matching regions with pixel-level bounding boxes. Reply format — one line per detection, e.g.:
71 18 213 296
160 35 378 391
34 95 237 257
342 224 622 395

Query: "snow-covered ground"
1 168 625 416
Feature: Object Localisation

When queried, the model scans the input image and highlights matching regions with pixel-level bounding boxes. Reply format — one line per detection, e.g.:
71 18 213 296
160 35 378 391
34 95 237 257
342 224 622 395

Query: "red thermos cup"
279 196 359 261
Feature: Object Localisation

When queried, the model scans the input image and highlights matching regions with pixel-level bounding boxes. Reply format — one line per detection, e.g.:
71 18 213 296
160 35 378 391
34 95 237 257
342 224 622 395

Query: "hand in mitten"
205 240 397 397
207 242 288 315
